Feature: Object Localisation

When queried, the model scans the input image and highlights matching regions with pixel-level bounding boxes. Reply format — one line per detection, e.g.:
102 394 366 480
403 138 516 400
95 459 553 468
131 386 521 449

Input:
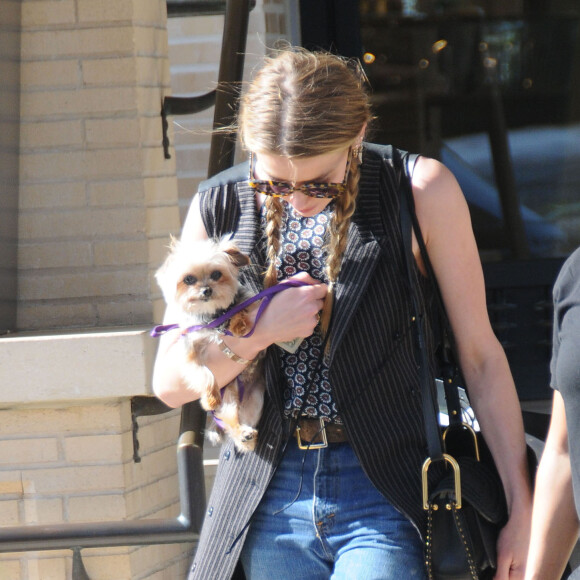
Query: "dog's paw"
233 427 258 452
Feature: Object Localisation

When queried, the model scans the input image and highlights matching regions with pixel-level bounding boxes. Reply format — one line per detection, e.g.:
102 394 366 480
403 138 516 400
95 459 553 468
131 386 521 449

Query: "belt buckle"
296 417 328 450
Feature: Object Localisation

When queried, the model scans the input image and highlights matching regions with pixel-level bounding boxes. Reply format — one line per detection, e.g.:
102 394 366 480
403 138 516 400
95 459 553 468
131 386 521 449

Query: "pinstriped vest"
188 144 437 580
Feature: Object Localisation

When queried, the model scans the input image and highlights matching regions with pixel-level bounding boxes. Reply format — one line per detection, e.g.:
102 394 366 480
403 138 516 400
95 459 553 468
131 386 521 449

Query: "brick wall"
17 0 180 332
0 0 293 577
0 403 188 580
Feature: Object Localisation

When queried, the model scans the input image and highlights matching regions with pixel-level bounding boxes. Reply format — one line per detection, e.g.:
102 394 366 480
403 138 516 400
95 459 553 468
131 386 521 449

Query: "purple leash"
150 278 309 339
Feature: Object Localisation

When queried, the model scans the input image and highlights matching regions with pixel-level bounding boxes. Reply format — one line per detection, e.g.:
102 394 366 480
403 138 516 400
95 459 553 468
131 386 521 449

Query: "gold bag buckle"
422 453 462 510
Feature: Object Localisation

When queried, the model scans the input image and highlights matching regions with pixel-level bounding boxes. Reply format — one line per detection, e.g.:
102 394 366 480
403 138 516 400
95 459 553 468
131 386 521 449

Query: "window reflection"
360 3 580 260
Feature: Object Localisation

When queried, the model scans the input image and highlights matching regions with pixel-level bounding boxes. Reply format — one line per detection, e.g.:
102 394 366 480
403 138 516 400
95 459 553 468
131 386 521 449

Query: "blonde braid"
264 196 284 288
320 150 361 334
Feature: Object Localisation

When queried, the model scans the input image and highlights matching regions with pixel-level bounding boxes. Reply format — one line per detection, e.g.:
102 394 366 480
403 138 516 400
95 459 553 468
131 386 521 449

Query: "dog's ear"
221 241 250 269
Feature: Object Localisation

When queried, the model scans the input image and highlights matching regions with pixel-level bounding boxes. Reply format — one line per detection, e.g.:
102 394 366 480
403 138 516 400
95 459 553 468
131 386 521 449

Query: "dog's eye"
210 270 222 281
183 275 197 286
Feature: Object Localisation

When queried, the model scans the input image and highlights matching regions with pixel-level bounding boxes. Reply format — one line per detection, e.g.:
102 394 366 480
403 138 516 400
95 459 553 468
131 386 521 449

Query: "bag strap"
395 148 443 461
397 150 466 427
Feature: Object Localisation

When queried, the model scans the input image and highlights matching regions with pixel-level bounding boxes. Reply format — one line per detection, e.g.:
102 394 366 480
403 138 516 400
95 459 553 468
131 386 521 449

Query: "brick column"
18 0 179 331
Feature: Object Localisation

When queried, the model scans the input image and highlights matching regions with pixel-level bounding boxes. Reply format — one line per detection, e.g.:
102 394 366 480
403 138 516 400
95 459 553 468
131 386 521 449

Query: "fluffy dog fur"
155 237 265 452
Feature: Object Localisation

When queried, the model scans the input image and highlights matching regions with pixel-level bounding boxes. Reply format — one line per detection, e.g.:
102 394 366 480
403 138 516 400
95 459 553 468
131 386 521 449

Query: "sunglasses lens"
268 183 293 196
300 185 342 198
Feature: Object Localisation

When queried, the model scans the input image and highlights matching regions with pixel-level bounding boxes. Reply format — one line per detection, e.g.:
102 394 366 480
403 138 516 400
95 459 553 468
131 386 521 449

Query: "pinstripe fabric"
187 144 438 580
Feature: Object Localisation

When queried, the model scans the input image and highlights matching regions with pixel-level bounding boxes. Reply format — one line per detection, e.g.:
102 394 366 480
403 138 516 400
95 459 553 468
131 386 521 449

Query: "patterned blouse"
261 201 342 424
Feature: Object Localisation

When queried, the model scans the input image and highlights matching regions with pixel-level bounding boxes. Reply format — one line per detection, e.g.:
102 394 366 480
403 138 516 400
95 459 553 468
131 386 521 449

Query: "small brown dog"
155 236 265 452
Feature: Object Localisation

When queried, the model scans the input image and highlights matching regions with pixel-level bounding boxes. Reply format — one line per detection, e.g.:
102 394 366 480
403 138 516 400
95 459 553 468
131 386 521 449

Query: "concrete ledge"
0 326 158 405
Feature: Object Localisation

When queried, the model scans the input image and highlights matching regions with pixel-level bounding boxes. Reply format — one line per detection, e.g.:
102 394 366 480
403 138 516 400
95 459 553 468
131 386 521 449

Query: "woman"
153 48 531 579
525 249 580 580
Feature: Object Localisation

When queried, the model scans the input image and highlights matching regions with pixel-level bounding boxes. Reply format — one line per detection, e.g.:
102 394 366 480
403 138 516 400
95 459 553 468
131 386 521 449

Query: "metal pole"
207 0 252 178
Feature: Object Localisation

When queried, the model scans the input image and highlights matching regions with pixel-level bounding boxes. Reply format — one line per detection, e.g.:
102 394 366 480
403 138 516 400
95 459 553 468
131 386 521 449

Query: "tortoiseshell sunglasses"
248 151 351 199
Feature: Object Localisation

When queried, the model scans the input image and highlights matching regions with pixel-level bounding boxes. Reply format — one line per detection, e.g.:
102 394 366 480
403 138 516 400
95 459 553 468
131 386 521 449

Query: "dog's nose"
201 287 212 299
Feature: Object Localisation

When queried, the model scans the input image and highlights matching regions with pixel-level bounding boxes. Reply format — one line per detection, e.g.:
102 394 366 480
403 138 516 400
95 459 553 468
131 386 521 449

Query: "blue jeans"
240 439 426 579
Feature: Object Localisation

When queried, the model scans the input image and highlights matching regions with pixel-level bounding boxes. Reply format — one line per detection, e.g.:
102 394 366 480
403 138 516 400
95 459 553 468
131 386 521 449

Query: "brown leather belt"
293 417 348 449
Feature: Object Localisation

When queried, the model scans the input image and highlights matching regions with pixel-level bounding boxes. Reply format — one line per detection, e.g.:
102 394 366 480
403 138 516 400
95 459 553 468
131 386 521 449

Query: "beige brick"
0 561 21 579
147 206 181 237
131 543 192 579
81 57 136 87
143 176 179 206
95 299 153 326
21 60 79 90
0 404 127 437
19 242 92 269
136 86 166 119
85 118 141 147
132 0 167 24
176 147 212 175
126 475 180 519
143 147 174 181
140 115 164 147
20 119 83 149
93 239 148 267
20 87 137 120
21 28 135 60
0 498 21 525
32 556 68 580
77 0 133 23
134 27 168 59
82 552 132 580
19 207 145 240
88 179 144 207
17 302 96 331
134 412 180 451
21 0 76 26
0 0 22 26
153 297 166 324
136 54 170 88
26 464 124 494
0 481 24 495
149 237 175 267
67 493 127 522
0 438 59 465
19 268 149 300
19 181 86 210
17 150 82 183
64 433 126 463
126 448 178 489
166 15 224 37
168 39 222 68
169 69 218 95
23 497 64 524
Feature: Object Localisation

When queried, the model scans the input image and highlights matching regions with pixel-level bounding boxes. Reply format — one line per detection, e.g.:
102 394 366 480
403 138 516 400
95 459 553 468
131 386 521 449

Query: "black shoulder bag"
397 149 508 580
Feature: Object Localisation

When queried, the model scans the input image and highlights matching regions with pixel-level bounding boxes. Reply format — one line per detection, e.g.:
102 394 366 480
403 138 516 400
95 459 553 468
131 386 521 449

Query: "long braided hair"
238 48 373 334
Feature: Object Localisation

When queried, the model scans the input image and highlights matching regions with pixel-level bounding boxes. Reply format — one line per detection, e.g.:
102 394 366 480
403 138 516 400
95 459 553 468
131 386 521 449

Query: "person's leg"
317 444 426 580
240 442 332 580
241 439 426 580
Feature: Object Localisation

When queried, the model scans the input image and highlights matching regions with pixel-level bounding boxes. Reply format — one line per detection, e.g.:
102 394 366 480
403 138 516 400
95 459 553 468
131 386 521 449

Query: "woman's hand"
494 501 532 579
250 272 328 351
